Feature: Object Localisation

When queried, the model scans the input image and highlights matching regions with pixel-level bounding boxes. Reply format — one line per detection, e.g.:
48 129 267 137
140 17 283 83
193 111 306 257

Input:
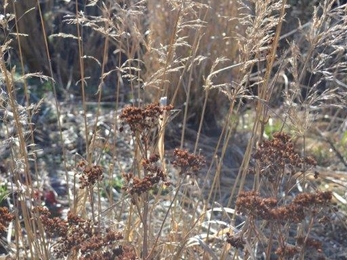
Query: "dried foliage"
0 207 14 234
172 148 206 176
119 102 173 144
236 190 332 222
120 103 173 197
234 132 335 259
77 160 104 189
251 132 317 185
36 207 134 259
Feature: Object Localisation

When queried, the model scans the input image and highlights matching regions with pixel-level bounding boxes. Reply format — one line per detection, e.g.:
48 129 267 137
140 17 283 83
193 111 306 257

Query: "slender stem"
146 182 182 260
142 192 149 258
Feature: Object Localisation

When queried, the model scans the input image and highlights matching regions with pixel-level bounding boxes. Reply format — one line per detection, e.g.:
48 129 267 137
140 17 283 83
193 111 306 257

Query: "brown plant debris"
77 160 104 189
252 132 317 182
122 152 171 197
0 206 15 234
275 244 300 258
122 173 166 197
172 148 206 176
236 190 332 223
119 102 173 142
36 206 135 259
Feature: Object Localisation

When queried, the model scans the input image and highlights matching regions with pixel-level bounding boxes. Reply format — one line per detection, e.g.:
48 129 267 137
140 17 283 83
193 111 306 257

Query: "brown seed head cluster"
275 244 300 258
0 206 15 234
274 236 324 259
35 206 68 238
296 236 322 251
252 132 317 182
172 148 206 176
77 160 104 189
122 153 170 197
119 103 173 137
36 207 133 259
293 191 333 207
234 132 332 258
236 190 332 223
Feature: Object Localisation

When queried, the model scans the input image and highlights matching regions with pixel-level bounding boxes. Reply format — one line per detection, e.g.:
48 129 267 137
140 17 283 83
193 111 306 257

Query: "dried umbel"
0 206 14 234
119 102 173 143
296 236 323 252
252 132 317 183
77 160 104 189
275 244 300 259
122 152 171 197
35 207 66 237
120 103 175 202
236 190 332 223
36 207 131 259
274 236 324 259
172 148 206 176
235 189 332 258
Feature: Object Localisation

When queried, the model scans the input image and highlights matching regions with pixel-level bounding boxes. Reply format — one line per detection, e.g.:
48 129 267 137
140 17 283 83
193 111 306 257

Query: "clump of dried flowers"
233 132 333 259
251 132 316 183
119 102 173 147
0 206 14 234
172 148 206 176
236 190 332 223
120 103 175 198
36 206 134 259
122 153 171 196
77 160 104 189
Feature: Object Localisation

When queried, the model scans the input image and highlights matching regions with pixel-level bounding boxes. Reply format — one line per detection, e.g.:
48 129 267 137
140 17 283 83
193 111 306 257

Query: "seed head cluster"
119 102 173 142
119 103 175 199
236 190 332 223
36 206 134 259
274 236 324 259
0 206 15 234
296 236 322 251
122 153 170 197
275 244 300 259
252 132 317 182
234 132 334 259
77 160 104 189
172 148 206 176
